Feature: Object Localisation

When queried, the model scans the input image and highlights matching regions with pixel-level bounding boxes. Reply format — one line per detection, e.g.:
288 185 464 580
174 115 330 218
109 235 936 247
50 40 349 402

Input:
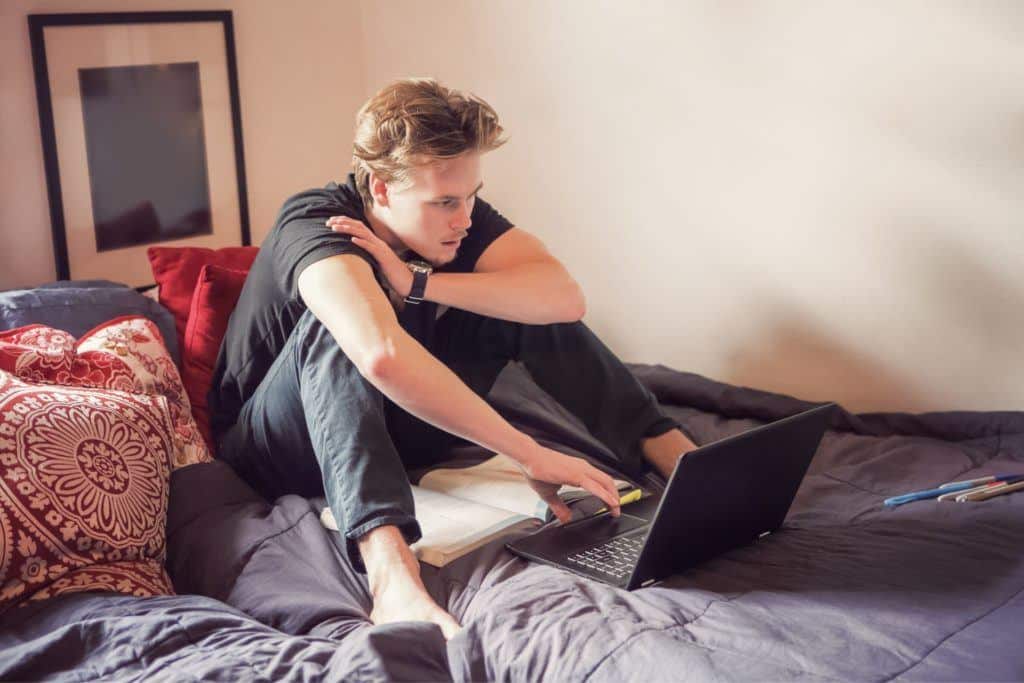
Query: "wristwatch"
404 259 433 304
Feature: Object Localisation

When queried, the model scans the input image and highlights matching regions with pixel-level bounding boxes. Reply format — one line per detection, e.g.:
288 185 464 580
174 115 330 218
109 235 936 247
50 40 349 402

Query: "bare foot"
369 578 462 640
359 524 462 640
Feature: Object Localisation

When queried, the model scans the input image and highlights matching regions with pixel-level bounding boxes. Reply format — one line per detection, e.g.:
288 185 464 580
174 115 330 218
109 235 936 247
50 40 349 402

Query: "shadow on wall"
722 308 936 414
896 224 1024 368
723 226 1023 413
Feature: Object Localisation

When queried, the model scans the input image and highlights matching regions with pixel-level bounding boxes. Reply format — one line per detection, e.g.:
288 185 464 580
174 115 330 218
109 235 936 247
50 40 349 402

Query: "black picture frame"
28 11 251 286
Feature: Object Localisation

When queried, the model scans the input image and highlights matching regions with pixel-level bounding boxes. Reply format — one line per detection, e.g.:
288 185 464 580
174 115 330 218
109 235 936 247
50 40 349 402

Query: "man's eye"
437 194 476 208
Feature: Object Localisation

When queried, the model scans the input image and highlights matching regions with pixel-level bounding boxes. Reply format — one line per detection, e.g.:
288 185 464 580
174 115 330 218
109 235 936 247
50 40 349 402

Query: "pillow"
147 246 258 350
0 280 180 366
181 265 249 451
0 370 175 611
0 316 212 469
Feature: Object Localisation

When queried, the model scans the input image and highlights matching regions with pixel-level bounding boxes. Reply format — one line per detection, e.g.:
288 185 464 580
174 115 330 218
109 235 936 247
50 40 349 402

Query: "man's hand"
514 445 623 524
326 216 413 299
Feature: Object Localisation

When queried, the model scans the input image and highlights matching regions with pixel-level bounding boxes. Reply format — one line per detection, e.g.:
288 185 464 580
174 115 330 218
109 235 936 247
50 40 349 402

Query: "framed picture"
29 11 251 287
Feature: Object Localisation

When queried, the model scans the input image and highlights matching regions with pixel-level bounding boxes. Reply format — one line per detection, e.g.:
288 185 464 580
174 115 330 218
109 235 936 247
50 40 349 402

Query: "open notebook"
320 453 636 567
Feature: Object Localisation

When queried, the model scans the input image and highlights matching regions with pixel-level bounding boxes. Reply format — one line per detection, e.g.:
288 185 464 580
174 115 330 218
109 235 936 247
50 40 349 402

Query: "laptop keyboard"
566 532 645 580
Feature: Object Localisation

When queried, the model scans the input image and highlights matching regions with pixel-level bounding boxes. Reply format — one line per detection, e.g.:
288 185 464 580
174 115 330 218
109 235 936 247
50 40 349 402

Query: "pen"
884 481 988 507
939 474 1017 489
937 482 1002 502
884 475 1024 507
596 488 643 515
958 480 1024 502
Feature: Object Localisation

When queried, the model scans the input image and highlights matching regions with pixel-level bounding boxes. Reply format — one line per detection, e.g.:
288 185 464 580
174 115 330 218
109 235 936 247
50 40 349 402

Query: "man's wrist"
404 260 432 303
498 430 541 467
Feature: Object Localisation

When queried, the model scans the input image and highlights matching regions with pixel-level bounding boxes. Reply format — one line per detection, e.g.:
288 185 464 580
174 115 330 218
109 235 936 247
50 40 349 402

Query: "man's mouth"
442 234 466 246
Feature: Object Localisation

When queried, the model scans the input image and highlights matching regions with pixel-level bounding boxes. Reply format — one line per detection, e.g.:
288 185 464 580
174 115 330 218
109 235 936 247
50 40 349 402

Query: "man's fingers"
333 218 382 251
587 467 621 513
329 221 368 234
583 476 620 516
326 217 373 237
538 488 571 524
547 497 572 525
598 470 619 501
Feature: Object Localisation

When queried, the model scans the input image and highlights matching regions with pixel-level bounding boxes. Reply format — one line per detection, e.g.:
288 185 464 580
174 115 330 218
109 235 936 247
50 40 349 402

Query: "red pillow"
181 265 250 450
0 317 212 470
147 246 258 350
0 370 175 611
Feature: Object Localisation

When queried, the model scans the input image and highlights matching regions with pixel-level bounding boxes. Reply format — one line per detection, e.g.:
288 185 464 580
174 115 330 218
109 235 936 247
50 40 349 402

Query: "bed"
1 279 1021 682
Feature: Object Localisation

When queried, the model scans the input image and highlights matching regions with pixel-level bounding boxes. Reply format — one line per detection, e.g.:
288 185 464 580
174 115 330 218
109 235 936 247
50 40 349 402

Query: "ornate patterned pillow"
0 316 212 469
0 370 175 612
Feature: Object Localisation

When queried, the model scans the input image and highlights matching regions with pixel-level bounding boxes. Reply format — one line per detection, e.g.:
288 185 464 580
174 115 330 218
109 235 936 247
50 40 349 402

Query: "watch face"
409 259 433 274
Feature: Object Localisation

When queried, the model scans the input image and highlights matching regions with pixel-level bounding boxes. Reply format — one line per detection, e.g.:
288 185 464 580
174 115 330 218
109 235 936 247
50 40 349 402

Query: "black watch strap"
404 261 431 304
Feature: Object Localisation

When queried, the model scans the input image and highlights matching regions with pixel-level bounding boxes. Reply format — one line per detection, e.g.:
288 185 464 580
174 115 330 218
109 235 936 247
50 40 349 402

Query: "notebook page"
418 453 634 519
319 485 535 566
406 486 534 564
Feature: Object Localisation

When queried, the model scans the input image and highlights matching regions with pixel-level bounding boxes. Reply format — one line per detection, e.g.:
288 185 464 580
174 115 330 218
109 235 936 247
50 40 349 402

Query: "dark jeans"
217 307 680 572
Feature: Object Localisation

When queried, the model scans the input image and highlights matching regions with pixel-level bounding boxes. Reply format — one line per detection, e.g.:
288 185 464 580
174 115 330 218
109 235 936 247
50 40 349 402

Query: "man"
210 78 696 639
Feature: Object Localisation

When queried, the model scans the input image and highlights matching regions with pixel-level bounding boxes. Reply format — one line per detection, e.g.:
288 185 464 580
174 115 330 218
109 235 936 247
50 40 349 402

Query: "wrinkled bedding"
2 362 1022 682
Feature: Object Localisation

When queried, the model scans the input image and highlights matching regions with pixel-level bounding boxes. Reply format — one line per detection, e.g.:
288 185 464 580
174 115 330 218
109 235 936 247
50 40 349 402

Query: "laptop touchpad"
550 513 648 550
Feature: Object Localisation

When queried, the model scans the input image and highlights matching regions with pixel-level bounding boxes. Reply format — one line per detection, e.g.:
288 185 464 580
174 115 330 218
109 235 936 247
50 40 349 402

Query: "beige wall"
2 1 1021 411
358 0 1024 412
1 0 365 286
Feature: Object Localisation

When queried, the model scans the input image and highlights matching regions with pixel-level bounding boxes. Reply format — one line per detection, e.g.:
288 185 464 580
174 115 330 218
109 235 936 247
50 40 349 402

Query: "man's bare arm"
324 219 586 325
296 253 621 513
423 264 583 324
424 228 586 324
299 253 535 460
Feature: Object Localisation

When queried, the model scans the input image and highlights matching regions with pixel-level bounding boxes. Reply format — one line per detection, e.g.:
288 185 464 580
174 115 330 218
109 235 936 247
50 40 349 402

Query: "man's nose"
451 202 472 231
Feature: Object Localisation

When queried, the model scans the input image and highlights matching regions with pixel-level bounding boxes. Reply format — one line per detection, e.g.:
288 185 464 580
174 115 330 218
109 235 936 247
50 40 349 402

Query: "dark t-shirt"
208 173 513 439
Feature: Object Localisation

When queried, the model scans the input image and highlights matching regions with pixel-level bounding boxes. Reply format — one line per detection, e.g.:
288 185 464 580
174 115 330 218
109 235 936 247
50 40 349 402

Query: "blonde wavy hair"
352 77 507 207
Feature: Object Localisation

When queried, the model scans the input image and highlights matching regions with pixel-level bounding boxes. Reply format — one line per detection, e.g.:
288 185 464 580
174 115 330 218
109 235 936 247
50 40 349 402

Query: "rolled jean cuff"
344 514 423 574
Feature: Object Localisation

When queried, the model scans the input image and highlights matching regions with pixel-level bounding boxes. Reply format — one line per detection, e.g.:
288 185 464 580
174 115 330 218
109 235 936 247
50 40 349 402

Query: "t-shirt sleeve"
273 200 380 299
442 196 514 273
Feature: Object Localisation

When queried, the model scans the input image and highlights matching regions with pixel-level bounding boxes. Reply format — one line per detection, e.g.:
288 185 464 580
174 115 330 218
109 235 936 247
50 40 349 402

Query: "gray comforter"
2 363 1022 682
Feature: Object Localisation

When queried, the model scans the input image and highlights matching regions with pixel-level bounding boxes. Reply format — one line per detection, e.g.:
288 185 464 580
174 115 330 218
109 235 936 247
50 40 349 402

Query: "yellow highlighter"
596 488 643 515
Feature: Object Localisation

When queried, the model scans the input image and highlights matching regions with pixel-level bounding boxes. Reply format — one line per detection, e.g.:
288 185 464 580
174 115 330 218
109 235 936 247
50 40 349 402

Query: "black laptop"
506 402 836 590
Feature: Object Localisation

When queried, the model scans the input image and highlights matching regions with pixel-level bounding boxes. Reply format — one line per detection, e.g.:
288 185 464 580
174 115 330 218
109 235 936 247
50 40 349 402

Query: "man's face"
381 152 483 266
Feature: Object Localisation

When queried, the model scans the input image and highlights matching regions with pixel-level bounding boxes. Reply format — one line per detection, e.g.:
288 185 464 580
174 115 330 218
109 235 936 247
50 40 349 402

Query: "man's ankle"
641 428 697 479
358 524 423 597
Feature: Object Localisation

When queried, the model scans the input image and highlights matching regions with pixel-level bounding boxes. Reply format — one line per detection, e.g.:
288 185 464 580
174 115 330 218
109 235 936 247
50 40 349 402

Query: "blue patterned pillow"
0 280 179 365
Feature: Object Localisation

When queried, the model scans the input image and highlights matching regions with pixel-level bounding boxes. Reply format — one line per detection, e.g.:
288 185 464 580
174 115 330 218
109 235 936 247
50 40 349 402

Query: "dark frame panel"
28 11 251 281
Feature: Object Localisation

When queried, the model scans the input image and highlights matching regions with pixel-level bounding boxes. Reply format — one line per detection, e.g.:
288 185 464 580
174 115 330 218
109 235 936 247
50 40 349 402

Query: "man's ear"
369 172 390 208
